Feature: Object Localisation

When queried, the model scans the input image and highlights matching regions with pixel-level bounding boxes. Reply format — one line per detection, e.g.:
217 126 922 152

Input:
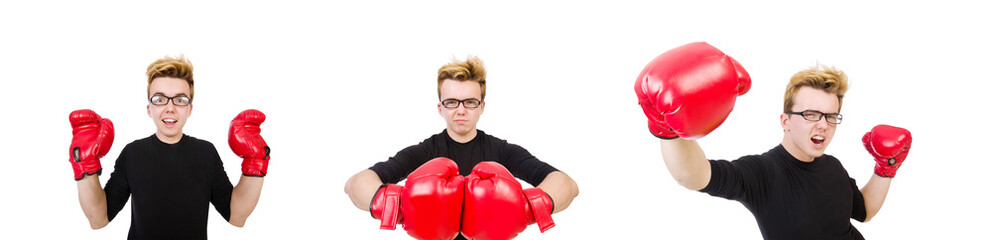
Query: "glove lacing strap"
523 188 555 233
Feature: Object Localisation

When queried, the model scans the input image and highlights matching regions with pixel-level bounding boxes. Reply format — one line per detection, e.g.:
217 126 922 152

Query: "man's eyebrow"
151 92 189 97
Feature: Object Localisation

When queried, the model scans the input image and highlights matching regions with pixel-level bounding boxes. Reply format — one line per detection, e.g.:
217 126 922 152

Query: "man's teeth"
812 136 825 144
163 119 177 123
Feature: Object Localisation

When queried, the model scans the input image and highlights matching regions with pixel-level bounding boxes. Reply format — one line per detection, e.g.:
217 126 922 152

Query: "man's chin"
156 130 182 138
448 126 474 135
806 148 825 158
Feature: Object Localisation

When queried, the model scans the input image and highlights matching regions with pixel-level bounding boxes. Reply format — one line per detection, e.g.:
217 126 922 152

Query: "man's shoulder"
476 131 535 157
818 152 841 162
122 134 156 149
182 134 214 146
720 146 779 168
717 145 774 163
417 129 447 145
182 135 222 156
723 153 767 169
475 130 511 144
816 153 845 169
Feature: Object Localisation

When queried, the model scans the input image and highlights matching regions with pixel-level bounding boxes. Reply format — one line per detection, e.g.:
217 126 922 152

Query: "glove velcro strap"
523 188 555 233
370 184 403 230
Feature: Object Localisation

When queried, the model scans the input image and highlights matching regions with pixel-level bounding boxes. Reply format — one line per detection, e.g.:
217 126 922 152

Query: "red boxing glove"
863 124 912 177
229 109 270 177
370 157 464 240
634 42 751 140
463 161 555 240
68 109 115 180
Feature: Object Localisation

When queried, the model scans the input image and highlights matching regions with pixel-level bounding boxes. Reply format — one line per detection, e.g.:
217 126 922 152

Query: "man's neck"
447 129 478 144
781 139 815 162
156 132 183 144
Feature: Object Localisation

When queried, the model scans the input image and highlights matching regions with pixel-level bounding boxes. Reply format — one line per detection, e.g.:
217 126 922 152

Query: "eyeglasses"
786 110 843 124
440 98 482 109
149 94 191 106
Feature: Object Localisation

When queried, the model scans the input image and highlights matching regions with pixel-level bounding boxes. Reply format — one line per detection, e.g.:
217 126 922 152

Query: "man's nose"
164 101 177 112
813 116 831 129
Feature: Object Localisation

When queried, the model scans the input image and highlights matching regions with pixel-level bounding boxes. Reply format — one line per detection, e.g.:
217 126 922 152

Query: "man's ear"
779 113 789 132
437 102 443 116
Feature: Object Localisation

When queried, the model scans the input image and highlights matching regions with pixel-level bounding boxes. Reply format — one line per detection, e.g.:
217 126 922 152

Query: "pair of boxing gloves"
634 42 912 177
67 109 271 180
370 158 554 240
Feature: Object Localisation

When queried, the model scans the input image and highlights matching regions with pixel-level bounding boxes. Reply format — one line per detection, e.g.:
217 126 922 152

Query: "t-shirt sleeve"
849 178 867 222
499 142 559 187
700 156 766 204
104 147 132 222
209 145 234 222
369 143 430 184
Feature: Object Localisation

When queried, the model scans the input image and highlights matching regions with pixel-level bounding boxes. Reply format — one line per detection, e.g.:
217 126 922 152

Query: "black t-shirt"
701 145 867 240
370 129 559 187
104 134 234 240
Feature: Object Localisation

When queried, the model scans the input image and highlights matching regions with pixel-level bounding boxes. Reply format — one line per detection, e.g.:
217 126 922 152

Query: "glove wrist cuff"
240 157 268 177
241 166 267 177
73 168 102 181
70 156 104 180
370 184 403 230
874 167 897 178
653 133 679 140
874 157 901 178
648 123 679 139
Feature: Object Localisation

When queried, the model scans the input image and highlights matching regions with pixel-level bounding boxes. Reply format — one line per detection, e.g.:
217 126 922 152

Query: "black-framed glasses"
149 94 191 106
441 98 482 109
786 110 843 124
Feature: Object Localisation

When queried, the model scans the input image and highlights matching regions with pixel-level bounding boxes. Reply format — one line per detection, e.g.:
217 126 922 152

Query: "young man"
344 56 579 240
69 56 271 239
635 43 912 239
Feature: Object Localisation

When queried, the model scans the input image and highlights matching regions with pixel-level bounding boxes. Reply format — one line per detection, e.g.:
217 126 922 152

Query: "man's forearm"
536 171 579 214
344 170 383 211
76 175 109 229
229 176 264 227
860 174 892 222
659 138 711 190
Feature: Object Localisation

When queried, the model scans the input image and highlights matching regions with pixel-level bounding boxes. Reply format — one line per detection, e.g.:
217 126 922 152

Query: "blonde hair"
437 56 487 100
146 55 195 100
783 64 849 112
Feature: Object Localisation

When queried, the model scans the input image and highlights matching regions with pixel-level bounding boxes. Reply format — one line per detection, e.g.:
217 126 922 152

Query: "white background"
2 1 988 239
